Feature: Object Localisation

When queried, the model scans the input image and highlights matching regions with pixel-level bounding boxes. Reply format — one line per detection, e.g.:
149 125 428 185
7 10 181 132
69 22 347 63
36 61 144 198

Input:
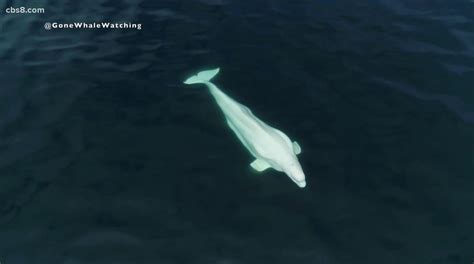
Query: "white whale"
184 68 306 188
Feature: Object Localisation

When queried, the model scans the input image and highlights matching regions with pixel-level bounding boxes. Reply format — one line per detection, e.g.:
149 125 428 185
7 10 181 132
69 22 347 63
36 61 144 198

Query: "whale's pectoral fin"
293 141 301 155
250 159 271 172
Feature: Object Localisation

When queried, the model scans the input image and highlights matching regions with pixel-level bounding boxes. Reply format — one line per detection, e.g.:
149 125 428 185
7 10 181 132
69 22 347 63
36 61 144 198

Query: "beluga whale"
184 68 306 188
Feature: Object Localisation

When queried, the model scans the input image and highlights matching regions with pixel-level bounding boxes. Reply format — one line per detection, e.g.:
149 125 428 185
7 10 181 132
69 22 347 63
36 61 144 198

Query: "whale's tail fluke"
184 68 220 85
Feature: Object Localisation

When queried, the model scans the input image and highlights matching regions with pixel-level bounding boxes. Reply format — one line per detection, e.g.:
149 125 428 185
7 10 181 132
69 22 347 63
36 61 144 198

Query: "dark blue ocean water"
0 0 473 263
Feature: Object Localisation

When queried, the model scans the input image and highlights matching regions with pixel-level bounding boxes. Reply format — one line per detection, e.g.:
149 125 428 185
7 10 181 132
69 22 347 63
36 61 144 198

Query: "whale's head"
284 161 306 188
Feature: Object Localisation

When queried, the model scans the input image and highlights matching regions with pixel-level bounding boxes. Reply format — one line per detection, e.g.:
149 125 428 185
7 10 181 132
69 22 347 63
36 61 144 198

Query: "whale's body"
184 68 306 188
